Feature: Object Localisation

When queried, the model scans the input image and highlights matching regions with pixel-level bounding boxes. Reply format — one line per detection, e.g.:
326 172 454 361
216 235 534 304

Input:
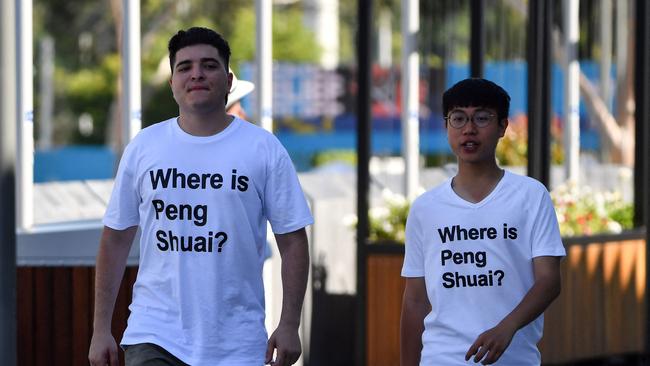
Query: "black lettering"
437 227 454 244
177 204 191 221
194 236 207 252
466 274 477 287
216 232 228 252
201 174 210 188
237 176 249 192
475 251 486 267
169 231 179 251
442 272 455 288
166 203 178 220
231 169 237 190
478 274 489 286
210 174 223 189
455 271 467 287
194 205 207 226
441 249 452 265
152 199 164 219
457 225 468 240
150 169 172 189
156 230 169 251
172 168 186 188
187 173 201 189
508 227 518 239
487 227 497 239
180 236 192 252
468 228 479 240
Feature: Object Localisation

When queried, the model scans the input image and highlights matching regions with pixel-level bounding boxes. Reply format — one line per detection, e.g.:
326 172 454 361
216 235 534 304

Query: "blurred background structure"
1 0 649 365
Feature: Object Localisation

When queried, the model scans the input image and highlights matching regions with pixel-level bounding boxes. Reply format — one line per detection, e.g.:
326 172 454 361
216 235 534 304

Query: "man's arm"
465 256 562 365
400 277 430 366
265 228 310 366
88 226 137 366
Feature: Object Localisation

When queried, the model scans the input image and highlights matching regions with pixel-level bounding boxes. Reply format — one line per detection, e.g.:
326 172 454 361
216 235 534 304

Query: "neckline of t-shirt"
171 115 241 143
446 169 510 208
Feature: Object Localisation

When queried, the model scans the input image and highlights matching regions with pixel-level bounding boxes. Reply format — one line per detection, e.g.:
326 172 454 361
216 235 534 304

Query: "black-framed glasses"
445 110 496 129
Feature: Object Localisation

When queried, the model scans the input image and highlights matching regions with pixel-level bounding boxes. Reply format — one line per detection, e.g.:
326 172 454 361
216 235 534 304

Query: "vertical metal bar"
0 0 17 363
599 0 612 104
634 0 650 353
121 0 142 146
356 0 372 363
401 0 420 199
16 0 33 230
470 0 485 77
563 0 580 183
526 0 551 188
256 0 273 132
38 36 54 150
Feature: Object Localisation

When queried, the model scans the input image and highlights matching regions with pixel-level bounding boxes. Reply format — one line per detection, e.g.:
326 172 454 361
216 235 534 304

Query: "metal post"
401 0 419 200
356 0 372 363
563 0 580 183
634 0 650 355
38 36 54 150
16 0 33 230
470 0 485 78
121 0 142 147
599 0 612 105
526 0 552 188
1 0 17 363
256 0 273 132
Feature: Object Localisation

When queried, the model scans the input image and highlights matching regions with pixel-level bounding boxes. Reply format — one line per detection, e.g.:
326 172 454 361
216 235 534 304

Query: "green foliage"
368 191 411 242
551 183 634 237
53 54 120 144
424 153 456 167
496 115 564 166
311 149 356 167
230 7 321 65
345 189 412 243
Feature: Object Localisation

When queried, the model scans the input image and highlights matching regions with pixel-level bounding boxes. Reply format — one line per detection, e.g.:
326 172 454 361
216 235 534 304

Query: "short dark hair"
168 27 231 74
442 78 511 122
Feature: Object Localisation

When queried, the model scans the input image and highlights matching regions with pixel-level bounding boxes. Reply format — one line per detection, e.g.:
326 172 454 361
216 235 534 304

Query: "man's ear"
498 118 509 137
227 71 234 90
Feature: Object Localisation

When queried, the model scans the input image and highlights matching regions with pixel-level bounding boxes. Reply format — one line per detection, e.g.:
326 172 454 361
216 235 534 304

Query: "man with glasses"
400 78 565 365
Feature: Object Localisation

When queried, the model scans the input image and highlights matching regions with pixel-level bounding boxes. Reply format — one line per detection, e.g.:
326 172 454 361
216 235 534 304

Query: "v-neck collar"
447 170 509 208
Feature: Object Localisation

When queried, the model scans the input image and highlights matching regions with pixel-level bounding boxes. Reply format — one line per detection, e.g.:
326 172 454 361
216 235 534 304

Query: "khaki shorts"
124 343 189 366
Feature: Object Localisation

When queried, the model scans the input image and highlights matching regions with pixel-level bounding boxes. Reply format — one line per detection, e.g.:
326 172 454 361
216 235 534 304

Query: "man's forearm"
498 275 561 332
400 277 430 366
275 229 310 328
93 226 137 333
498 257 562 332
400 301 427 366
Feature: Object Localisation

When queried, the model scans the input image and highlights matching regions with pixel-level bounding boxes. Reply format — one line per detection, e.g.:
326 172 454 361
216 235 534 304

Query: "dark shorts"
124 343 189 366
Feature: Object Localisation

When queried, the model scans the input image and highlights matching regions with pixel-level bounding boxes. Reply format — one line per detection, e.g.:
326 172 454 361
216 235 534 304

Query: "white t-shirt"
103 117 313 366
401 170 565 366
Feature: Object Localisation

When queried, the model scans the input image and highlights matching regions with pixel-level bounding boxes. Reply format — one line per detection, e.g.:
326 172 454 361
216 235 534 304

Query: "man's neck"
451 162 504 203
178 109 233 136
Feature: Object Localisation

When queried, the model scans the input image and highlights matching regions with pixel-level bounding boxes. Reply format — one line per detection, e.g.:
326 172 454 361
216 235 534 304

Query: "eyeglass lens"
448 111 493 128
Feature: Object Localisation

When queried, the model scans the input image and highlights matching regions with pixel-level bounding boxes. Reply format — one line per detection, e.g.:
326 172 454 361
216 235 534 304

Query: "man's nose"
461 119 478 134
190 66 205 79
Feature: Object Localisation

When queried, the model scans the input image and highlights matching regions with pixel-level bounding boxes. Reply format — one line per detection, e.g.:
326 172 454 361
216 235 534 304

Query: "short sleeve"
103 142 141 230
530 190 566 258
401 200 425 277
263 143 313 234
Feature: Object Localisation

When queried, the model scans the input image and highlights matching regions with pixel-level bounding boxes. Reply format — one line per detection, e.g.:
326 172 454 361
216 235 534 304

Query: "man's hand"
88 331 119 366
465 321 517 364
265 324 302 366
